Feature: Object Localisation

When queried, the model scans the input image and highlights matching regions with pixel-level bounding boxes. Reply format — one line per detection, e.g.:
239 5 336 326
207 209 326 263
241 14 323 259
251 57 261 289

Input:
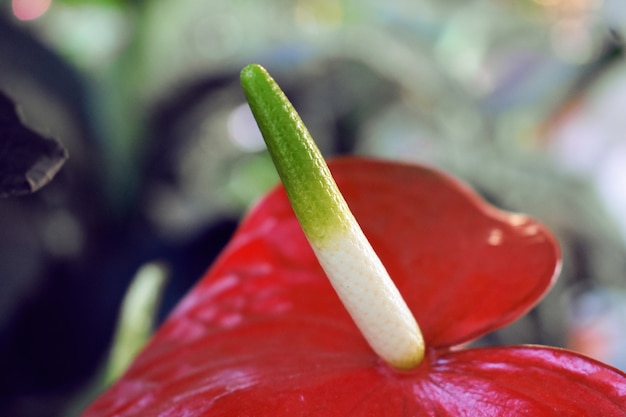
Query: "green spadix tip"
240 64 351 244
240 64 425 370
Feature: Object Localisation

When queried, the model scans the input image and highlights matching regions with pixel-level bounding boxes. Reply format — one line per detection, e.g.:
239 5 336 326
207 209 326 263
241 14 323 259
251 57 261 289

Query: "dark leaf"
0 91 68 197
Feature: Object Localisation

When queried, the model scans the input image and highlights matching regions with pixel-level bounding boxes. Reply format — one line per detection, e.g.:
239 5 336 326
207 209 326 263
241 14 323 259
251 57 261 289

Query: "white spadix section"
309 223 425 370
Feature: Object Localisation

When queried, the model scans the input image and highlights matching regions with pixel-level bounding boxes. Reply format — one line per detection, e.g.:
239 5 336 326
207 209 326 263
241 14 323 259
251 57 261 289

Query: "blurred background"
1 0 626 415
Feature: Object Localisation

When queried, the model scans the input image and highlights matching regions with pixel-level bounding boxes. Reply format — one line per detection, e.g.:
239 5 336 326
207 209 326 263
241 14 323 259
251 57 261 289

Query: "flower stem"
240 64 424 370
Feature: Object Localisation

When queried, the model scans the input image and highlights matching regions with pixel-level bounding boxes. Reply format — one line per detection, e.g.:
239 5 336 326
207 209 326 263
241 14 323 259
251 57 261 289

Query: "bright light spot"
534 0 557 5
487 229 503 246
507 214 528 227
12 0 52 21
534 0 604 10
227 103 265 152
596 143 626 243
522 224 540 236
435 13 492 96
42 4 131 70
294 0 343 30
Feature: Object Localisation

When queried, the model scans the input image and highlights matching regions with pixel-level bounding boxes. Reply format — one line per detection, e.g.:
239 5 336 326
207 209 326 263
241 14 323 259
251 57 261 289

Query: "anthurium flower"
82 66 626 416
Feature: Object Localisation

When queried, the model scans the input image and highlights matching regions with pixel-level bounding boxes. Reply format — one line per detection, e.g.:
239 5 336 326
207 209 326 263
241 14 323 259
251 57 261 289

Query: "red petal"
84 158 569 416
329 158 560 347
418 346 626 416
84 324 626 416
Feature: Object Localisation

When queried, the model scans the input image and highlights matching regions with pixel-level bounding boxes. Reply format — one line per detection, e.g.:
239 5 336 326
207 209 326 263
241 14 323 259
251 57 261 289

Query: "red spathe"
84 158 625 416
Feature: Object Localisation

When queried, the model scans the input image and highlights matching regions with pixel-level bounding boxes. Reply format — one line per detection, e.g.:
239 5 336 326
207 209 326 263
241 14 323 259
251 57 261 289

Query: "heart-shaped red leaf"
83 158 613 417
416 346 626 416
84 325 626 415
327 158 560 347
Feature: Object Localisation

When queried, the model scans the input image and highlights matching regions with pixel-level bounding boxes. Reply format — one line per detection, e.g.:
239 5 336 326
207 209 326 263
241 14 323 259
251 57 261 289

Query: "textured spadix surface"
241 63 423 370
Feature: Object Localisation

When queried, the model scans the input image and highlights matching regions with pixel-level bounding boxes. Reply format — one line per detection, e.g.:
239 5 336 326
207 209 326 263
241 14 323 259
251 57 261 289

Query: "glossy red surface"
83 158 626 416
